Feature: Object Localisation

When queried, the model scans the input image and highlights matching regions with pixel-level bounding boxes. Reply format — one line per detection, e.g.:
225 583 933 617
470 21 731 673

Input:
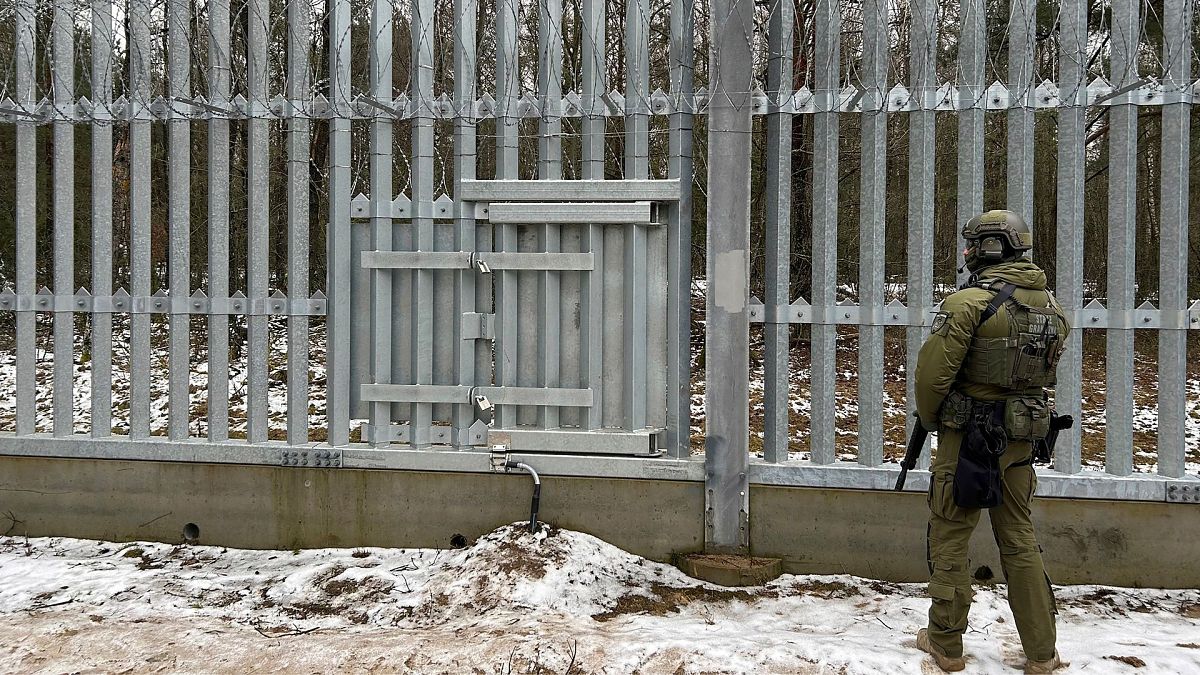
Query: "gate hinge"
462 312 495 340
280 448 342 468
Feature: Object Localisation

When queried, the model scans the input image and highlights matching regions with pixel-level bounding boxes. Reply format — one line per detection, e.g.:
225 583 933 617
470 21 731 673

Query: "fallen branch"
251 622 321 639
26 599 74 611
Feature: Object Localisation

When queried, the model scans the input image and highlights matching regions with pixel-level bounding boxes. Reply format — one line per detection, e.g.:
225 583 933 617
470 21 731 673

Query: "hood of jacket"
972 260 1047 290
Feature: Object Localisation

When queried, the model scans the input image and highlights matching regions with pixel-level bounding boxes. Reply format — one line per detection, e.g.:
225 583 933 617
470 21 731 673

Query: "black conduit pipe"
506 461 541 533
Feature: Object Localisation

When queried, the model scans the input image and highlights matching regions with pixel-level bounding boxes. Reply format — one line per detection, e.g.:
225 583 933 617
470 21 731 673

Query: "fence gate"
328 0 689 457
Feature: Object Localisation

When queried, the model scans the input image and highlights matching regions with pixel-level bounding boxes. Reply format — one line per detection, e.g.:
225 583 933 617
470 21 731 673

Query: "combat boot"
1024 651 1066 673
915 628 966 672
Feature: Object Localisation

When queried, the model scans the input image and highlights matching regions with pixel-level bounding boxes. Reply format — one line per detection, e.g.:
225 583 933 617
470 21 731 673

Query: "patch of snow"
0 526 1197 673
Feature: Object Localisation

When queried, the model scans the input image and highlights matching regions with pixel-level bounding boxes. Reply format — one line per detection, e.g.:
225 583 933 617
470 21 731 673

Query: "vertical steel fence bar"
644 7 668 435
90 0 114 438
369 0 394 444
287 0 312 445
411 0 435 446
906 0 936 469
1006 0 1035 231
247 0 271 443
537 0 563 430
665 0 693 456
208 0 231 442
705 0 753 553
762 0 793 464
167 0 191 441
579 0 605 431
599 38 621 429
1105 0 1138 476
14 0 36 437
856 0 887 467
52 0 75 437
326 0 353 446
495 0 519 429
1157 0 1192 478
128 0 152 438
623 0 650 431
1054 0 1086 474
810 0 839 465
956 0 984 287
453 0 480 447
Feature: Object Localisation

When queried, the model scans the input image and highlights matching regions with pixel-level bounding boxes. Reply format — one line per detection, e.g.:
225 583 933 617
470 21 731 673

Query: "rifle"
894 413 928 491
1034 413 1074 463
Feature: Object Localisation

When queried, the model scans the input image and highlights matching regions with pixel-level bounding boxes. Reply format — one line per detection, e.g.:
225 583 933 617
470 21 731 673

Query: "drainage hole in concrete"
183 523 201 543
450 533 468 549
973 565 994 582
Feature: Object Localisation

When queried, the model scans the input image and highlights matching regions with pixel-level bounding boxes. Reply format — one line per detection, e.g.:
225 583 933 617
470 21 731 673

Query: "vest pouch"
938 390 973 431
1004 397 1050 441
961 336 1017 388
1010 307 1061 388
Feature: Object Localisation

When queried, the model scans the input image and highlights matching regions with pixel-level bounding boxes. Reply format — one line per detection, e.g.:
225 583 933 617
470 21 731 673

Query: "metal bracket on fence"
649 89 673 115
464 420 490 446
1034 81 1061 108
1134 302 1161 329
831 302 860 325
1076 301 1107 328
1158 85 1194 106
748 299 806 324
1166 484 1200 504
280 448 342 468
489 446 510 472
461 312 496 340
349 194 457 221
0 100 50 122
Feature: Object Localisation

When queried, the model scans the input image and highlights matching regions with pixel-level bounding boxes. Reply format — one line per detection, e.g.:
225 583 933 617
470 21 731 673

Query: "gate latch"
489 445 509 472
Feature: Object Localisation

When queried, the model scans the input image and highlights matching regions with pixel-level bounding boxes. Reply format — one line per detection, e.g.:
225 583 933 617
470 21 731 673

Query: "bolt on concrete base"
676 553 783 587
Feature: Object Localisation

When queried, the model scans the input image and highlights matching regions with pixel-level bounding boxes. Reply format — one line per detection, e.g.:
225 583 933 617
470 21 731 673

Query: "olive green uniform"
915 260 1069 663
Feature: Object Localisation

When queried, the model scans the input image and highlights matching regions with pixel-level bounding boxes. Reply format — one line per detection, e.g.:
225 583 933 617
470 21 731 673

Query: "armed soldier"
911 210 1070 673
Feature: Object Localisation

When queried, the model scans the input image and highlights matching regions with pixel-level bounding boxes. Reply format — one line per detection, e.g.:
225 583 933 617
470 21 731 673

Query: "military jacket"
915 260 1070 432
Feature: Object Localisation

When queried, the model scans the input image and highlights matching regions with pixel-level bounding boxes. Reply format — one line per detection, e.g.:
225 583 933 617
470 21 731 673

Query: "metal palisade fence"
0 0 1196 531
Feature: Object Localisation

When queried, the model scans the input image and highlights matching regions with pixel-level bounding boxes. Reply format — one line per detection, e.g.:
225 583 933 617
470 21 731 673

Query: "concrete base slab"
1 455 1198 587
676 553 783 586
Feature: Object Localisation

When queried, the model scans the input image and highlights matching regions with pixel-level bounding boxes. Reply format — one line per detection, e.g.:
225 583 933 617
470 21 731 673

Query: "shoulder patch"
931 311 952 335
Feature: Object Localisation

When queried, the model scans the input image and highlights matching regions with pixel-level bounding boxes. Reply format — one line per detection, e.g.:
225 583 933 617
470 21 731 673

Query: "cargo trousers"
927 429 1058 662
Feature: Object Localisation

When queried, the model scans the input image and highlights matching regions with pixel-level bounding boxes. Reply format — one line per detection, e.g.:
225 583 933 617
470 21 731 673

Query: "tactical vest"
959 279 1068 390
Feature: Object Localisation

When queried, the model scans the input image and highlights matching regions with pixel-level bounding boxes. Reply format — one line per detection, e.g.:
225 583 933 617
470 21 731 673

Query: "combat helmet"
961 209 1032 273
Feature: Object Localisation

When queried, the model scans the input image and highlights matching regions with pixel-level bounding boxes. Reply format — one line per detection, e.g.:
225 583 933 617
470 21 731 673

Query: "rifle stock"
895 415 928 491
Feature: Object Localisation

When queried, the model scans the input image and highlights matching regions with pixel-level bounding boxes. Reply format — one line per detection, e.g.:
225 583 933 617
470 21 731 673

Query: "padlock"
473 393 494 423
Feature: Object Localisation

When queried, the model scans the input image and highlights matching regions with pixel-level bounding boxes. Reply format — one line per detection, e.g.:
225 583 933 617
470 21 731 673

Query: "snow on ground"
0 525 1198 674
